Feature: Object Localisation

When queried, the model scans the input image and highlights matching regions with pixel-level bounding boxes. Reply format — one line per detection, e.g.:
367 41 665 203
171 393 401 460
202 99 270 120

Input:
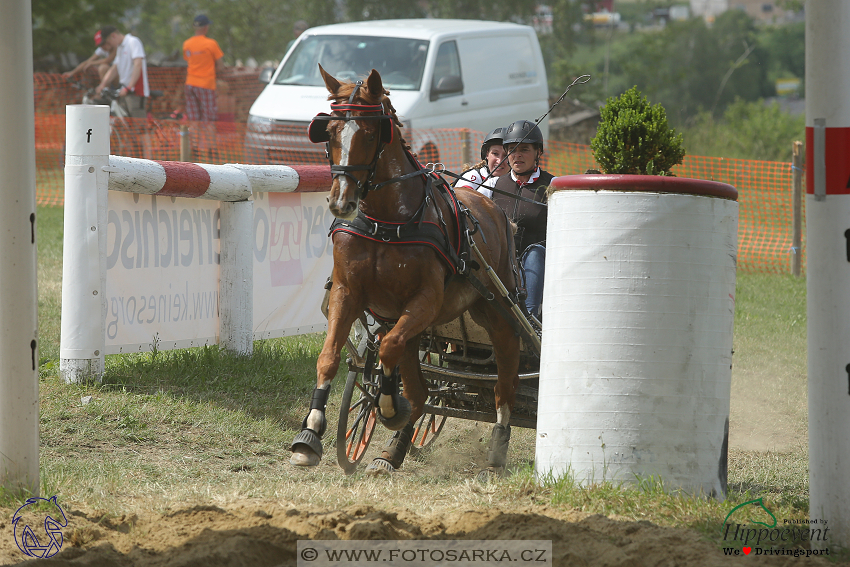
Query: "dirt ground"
2 500 833 567
1 414 824 567
3 351 812 566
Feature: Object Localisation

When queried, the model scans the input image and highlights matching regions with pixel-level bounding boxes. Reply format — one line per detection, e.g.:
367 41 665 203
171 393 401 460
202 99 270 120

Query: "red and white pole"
806 0 850 549
0 0 39 494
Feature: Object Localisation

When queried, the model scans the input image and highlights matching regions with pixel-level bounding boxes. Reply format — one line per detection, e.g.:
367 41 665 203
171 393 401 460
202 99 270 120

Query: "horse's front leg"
365 291 441 476
290 279 361 467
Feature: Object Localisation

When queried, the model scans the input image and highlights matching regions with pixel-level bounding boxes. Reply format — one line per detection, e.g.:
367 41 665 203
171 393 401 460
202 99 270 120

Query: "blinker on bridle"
307 80 395 199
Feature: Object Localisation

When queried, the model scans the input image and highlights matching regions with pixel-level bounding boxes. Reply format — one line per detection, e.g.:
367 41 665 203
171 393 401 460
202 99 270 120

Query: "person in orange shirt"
183 14 224 160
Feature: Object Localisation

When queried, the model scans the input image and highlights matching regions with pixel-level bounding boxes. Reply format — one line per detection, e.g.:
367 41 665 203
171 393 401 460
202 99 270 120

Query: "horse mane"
328 79 412 154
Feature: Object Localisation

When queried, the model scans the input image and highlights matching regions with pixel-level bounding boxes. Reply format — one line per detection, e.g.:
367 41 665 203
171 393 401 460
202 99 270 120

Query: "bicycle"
66 79 183 160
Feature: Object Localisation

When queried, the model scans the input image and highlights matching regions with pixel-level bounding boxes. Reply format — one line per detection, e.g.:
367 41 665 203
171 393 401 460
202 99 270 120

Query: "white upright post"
59 106 110 383
806 0 850 550
219 200 254 355
0 0 40 495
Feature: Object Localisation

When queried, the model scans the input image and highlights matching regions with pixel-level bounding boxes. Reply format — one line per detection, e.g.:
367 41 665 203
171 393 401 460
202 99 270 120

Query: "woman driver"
482 119 553 322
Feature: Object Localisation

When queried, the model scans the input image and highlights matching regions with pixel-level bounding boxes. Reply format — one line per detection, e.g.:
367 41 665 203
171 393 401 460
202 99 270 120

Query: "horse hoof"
366 458 396 476
290 447 321 467
487 423 511 468
290 428 323 467
377 394 411 431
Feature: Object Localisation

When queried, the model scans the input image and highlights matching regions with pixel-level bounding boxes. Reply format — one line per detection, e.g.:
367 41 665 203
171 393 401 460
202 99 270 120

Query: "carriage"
335 307 541 474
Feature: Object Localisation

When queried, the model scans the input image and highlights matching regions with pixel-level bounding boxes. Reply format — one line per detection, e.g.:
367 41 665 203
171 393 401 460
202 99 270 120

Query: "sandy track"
3 500 833 566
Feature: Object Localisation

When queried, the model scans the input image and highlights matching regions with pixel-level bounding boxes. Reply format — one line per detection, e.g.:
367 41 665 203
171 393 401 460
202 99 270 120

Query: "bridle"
308 80 397 200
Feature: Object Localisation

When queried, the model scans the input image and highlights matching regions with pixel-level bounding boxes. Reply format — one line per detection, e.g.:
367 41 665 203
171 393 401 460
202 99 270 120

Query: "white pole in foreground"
806 0 850 550
0 0 40 495
60 106 110 383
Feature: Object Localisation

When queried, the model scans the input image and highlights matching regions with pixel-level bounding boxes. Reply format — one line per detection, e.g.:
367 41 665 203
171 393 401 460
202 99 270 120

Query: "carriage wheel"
408 346 449 455
408 380 448 456
336 335 380 474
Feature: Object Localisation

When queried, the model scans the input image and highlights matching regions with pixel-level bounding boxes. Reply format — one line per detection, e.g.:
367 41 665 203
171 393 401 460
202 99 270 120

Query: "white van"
244 19 549 170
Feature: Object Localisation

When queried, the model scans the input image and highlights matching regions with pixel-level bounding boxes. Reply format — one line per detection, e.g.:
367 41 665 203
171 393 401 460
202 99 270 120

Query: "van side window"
430 41 463 101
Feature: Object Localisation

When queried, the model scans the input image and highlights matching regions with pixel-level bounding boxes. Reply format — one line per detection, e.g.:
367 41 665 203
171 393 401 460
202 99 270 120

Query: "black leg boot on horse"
375 366 411 431
290 387 329 466
366 422 415 475
366 365 415 475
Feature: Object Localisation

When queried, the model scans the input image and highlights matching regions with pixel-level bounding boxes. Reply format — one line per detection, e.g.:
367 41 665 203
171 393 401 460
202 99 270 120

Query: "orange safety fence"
33 72 803 275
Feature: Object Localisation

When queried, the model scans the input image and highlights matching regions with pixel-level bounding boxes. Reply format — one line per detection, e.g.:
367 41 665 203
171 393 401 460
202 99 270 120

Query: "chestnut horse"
289 65 523 475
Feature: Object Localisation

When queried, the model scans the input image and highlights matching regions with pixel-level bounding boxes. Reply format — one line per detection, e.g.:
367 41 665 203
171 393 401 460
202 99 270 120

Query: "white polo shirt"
115 33 149 97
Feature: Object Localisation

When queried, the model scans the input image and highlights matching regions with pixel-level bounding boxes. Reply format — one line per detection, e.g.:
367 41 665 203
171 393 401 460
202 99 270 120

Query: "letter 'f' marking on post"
86 129 93 143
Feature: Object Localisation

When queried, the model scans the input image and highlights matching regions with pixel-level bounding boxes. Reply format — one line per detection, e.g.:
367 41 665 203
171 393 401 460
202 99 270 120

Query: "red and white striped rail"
106 156 332 200
60 104 336 385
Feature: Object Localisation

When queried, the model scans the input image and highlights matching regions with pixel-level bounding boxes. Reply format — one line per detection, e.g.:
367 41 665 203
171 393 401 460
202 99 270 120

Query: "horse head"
314 64 400 220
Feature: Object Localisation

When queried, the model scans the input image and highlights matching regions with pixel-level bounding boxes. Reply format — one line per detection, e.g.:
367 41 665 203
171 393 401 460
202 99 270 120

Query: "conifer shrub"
590 86 685 176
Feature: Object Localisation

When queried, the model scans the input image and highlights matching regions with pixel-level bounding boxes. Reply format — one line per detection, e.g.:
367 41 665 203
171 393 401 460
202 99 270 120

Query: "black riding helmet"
502 120 544 151
480 127 506 160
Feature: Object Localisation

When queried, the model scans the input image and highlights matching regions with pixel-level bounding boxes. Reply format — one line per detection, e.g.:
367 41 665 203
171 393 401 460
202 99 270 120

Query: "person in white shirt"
95 26 150 118
454 127 509 195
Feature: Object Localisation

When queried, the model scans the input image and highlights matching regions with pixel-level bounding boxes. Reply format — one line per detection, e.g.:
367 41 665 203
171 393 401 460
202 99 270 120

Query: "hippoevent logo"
721 497 830 558
12 496 68 559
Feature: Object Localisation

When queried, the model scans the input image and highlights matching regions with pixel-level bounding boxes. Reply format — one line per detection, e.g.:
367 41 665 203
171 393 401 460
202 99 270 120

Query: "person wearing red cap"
62 29 116 82
183 14 225 160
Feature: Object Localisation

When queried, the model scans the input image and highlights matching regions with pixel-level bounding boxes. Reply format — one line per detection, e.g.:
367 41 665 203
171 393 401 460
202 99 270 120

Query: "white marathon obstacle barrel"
535 174 738 498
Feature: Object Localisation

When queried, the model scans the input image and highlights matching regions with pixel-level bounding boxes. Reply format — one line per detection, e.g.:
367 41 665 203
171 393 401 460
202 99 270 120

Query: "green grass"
6 204 835 559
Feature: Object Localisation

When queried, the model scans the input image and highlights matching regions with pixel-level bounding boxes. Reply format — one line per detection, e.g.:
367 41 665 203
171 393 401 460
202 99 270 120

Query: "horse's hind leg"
477 306 521 478
366 335 430 475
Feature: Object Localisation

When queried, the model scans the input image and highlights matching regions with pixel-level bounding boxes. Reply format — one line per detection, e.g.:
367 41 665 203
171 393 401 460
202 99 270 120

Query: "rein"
310 78 538 348
433 167 547 207
311 81 467 275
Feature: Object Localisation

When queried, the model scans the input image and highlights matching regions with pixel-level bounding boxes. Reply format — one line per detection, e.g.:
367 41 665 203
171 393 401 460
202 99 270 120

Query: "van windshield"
276 35 430 91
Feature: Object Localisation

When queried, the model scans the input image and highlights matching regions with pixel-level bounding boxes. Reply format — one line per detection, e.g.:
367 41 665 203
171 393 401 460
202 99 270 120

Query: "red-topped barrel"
535 174 738 498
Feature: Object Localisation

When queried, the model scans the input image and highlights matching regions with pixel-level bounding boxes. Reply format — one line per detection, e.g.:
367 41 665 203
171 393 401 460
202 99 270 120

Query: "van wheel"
418 143 439 165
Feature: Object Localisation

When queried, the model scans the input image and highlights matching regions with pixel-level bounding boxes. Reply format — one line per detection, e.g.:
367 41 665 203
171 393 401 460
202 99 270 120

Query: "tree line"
33 1 804 160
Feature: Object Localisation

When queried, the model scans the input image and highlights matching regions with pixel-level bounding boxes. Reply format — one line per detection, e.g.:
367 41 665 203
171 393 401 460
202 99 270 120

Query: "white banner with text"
105 191 334 354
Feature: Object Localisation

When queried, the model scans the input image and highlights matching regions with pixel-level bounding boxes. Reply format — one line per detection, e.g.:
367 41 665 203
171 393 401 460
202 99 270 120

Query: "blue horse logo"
11 496 68 559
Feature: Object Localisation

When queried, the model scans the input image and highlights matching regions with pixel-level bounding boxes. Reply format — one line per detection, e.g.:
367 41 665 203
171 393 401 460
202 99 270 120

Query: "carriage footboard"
420 404 536 429
419 362 538 384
